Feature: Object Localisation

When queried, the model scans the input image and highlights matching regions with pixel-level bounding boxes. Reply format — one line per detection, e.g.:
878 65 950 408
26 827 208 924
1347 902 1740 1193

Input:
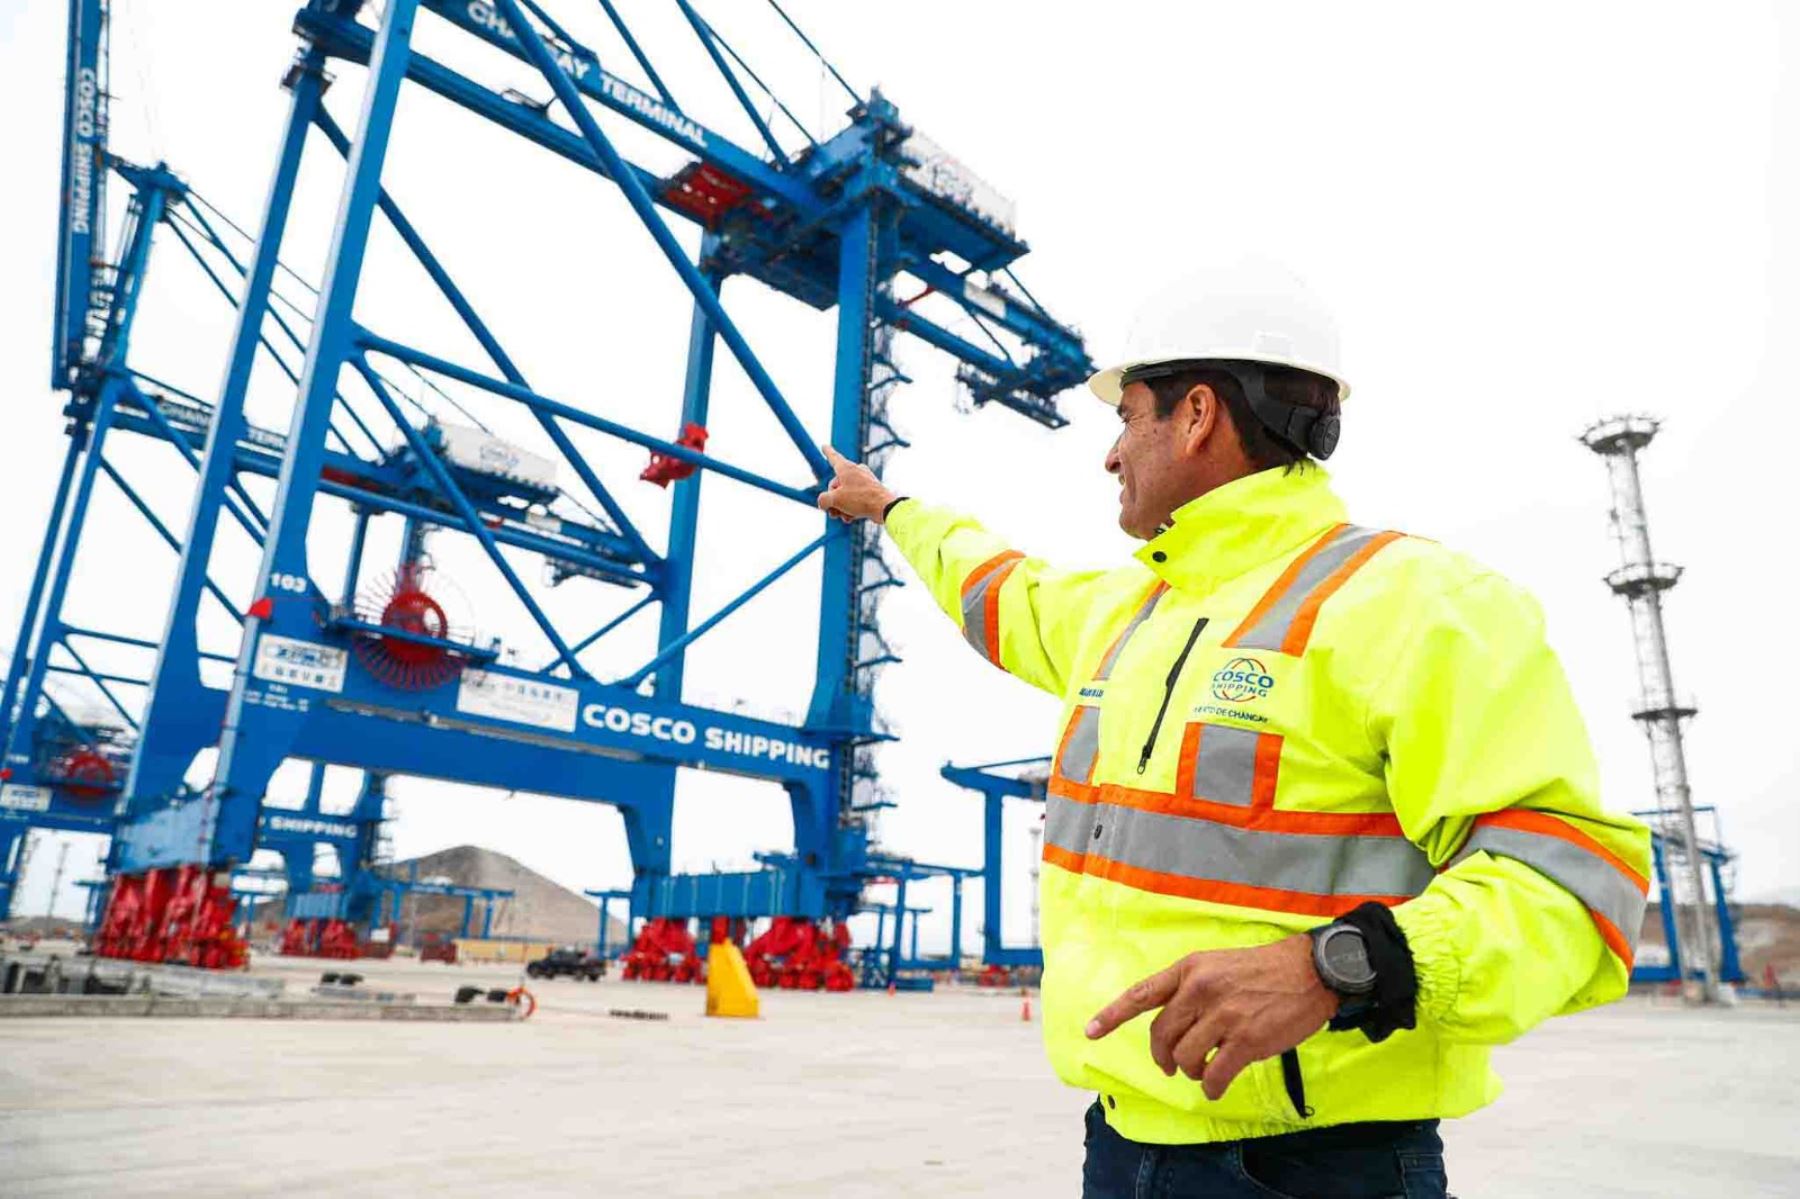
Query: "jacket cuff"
1393 899 1463 1024
883 497 925 539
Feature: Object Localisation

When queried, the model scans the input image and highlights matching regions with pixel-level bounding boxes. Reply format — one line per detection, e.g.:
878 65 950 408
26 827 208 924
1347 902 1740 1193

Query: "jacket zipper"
1136 616 1208 775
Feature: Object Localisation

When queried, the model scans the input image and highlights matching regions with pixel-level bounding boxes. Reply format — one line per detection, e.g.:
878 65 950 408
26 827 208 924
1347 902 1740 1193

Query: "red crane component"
316 919 362 959
350 563 470 690
420 933 459 964
976 963 1014 988
660 162 753 227
51 748 115 801
620 917 705 984
640 423 708 487
278 918 314 957
743 917 855 992
277 917 364 959
94 866 247 969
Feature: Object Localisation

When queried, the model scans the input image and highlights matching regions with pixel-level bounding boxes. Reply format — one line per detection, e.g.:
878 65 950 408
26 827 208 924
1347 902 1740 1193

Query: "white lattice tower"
1580 416 1718 1001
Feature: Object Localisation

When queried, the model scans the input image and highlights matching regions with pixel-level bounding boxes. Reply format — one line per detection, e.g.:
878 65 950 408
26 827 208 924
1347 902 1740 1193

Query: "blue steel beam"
653 240 724 705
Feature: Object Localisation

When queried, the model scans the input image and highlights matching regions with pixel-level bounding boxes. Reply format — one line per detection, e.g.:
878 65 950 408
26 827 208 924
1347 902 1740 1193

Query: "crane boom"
51 0 110 389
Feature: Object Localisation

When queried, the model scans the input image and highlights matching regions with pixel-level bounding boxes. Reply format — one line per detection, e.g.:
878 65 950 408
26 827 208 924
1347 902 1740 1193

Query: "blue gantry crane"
942 756 1047 981
17 0 1092 982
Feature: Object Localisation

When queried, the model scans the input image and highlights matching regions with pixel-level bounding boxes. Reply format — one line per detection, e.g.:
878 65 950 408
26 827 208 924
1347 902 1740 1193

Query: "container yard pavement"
0 955 1795 1197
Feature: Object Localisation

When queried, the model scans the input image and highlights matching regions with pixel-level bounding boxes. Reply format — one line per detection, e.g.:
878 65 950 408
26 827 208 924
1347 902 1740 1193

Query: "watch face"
1320 926 1376 990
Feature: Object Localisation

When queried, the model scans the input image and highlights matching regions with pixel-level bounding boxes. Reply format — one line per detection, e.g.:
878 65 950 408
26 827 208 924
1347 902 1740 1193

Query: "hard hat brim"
1087 353 1351 406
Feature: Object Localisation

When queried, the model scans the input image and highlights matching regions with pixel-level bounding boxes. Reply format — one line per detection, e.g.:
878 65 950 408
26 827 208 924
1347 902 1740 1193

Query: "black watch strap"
1325 902 1418 1043
881 495 913 522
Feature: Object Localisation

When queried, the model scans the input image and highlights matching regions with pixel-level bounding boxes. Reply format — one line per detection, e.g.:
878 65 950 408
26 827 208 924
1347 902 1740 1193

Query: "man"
817 266 1650 1198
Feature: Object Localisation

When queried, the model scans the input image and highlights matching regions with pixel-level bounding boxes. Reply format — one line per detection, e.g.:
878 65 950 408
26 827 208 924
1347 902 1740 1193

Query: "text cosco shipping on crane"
579 703 831 771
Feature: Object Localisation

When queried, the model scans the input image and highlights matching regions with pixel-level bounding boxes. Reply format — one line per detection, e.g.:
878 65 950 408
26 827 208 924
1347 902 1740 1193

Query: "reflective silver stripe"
1058 706 1102 785
960 563 1012 662
1231 525 1385 652
1043 800 1434 900
1457 826 1647 953
1187 722 1258 806
1095 584 1167 680
1044 794 1094 854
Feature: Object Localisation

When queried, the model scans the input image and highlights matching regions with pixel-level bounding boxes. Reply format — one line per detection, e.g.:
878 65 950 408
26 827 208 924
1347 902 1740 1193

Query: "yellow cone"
705 942 761 1019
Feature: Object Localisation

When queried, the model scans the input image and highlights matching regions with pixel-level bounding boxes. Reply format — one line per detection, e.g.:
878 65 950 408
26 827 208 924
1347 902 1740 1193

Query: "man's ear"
1180 383 1218 457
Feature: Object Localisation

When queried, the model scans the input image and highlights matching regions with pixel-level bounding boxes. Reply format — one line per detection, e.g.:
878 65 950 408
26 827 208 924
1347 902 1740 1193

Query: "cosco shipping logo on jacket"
1211 657 1275 703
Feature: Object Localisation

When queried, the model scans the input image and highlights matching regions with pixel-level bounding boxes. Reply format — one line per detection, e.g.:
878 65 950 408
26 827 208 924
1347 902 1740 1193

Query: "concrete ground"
0 953 1794 1197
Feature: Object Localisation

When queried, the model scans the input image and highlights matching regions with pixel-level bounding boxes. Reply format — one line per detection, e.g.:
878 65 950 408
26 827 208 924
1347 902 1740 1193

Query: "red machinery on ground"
277 918 383 959
620 917 706 983
743 917 855 992
94 866 248 969
419 933 458 964
976 964 1014 988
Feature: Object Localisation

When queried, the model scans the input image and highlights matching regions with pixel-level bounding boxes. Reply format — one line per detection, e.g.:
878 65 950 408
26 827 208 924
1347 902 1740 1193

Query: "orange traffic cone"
1020 986 1032 1022
887 980 897 996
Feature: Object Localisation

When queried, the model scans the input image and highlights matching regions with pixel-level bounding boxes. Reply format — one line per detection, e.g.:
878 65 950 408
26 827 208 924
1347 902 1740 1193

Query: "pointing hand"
1085 936 1336 1101
816 445 899 524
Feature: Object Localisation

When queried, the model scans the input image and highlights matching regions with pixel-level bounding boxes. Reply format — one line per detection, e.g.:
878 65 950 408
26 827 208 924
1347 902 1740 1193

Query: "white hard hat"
1087 258 1349 406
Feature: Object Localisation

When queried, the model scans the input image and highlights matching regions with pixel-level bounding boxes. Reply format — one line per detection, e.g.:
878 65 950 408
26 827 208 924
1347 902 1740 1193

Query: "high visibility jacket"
886 465 1650 1144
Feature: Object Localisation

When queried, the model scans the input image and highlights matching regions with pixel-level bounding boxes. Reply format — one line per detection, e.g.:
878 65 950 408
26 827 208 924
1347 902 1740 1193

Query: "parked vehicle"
525 946 606 981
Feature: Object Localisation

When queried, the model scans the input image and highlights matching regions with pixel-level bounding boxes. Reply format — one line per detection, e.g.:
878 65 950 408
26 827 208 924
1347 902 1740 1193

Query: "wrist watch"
1308 921 1377 999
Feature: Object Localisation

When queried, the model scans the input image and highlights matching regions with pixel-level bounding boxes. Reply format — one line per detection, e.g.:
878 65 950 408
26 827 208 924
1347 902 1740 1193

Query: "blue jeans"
1081 1100 1450 1198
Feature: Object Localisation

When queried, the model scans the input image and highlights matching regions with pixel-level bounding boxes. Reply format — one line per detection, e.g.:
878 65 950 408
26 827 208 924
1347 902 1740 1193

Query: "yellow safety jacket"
886 465 1650 1144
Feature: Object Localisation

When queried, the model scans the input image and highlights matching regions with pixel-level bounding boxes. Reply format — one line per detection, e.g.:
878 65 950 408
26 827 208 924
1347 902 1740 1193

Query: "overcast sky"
1 2 1795 950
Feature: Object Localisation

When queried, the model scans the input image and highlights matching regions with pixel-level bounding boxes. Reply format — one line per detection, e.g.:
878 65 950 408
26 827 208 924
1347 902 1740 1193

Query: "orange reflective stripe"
1043 839 1088 876
1280 530 1406 655
1227 523 1347 646
1047 775 1405 838
1227 525 1406 655
983 558 1022 669
959 551 1024 668
959 550 1022 604
1057 848 1412 919
1590 908 1635 968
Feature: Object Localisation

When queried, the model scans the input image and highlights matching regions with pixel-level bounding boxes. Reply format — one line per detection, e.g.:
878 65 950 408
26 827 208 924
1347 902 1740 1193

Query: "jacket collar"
1133 465 1347 594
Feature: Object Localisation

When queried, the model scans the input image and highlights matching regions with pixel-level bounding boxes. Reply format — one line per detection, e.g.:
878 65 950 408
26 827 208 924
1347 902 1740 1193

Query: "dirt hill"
385 845 625 948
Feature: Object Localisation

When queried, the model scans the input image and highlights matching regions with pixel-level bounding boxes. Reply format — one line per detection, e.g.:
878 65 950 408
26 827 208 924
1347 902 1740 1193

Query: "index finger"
1086 964 1180 1040
822 445 852 472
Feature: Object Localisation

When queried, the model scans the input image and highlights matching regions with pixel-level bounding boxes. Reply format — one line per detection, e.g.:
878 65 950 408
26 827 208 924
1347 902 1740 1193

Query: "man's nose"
1104 435 1122 476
